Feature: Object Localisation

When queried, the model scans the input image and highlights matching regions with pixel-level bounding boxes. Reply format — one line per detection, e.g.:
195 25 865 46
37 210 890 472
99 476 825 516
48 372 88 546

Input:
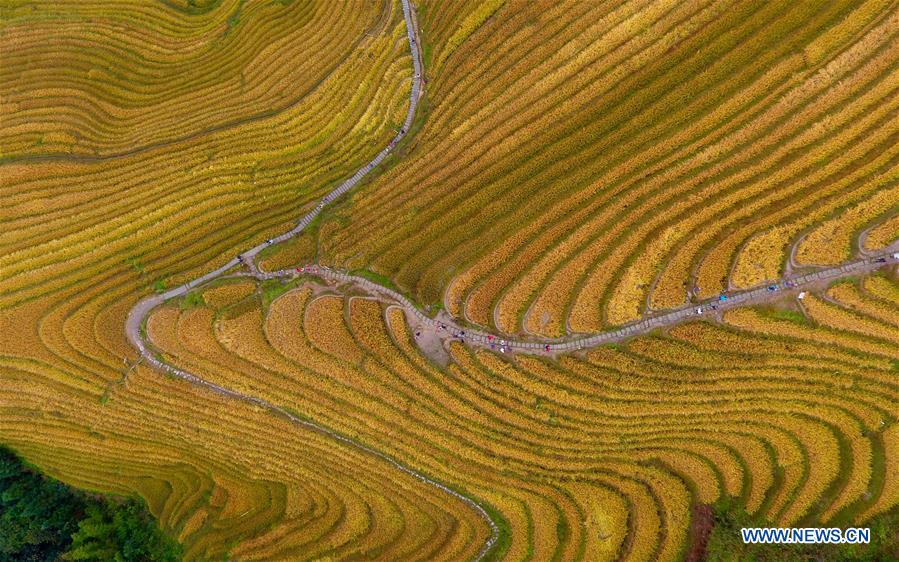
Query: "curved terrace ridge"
213 246 899 355
124 0 899 557
126 1 501 559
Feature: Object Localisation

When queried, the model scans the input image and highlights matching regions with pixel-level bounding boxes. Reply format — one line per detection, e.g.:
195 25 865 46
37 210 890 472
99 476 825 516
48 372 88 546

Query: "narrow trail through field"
125 3 502 559
124 1 899 557
227 243 899 357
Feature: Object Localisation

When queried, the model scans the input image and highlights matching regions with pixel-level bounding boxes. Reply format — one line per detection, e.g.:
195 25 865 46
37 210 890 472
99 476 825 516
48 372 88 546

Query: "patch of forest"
0 447 181 561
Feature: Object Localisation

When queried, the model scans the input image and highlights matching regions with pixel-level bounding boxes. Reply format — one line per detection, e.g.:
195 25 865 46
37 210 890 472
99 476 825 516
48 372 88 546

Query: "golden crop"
6 0 899 559
801 293 899 346
827 282 899 326
796 184 899 266
863 214 899 252
128 271 899 558
320 2 899 339
0 0 473 558
201 281 256 309
862 274 899 305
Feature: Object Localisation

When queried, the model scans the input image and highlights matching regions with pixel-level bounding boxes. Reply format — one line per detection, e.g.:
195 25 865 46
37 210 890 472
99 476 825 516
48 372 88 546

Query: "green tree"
65 502 180 562
0 448 85 561
0 447 180 562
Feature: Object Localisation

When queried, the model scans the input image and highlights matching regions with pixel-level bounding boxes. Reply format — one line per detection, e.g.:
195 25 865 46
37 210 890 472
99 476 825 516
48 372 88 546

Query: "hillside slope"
146 270 899 560
319 0 899 335
1 0 494 558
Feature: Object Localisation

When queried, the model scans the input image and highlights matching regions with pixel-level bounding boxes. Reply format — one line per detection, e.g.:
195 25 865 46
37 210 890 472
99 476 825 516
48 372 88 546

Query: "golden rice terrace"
2 0 898 560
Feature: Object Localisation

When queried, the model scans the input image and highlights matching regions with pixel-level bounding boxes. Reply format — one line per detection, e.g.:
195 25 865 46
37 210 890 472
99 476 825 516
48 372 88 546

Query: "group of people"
413 276 819 354
418 326 554 354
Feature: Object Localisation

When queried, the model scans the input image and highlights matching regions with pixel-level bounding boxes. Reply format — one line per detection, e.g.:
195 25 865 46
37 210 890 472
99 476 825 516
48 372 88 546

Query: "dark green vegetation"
0 447 181 561
706 498 899 562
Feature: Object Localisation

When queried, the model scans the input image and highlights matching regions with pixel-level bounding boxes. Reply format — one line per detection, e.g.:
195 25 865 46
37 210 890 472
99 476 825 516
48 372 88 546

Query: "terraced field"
143 269 899 560
3 0 414 307
4 0 899 559
318 0 899 336
1 0 475 558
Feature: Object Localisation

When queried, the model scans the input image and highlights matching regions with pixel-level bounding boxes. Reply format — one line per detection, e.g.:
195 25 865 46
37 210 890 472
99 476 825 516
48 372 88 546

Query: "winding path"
124 0 899 557
126 2 500 559
232 245 899 355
